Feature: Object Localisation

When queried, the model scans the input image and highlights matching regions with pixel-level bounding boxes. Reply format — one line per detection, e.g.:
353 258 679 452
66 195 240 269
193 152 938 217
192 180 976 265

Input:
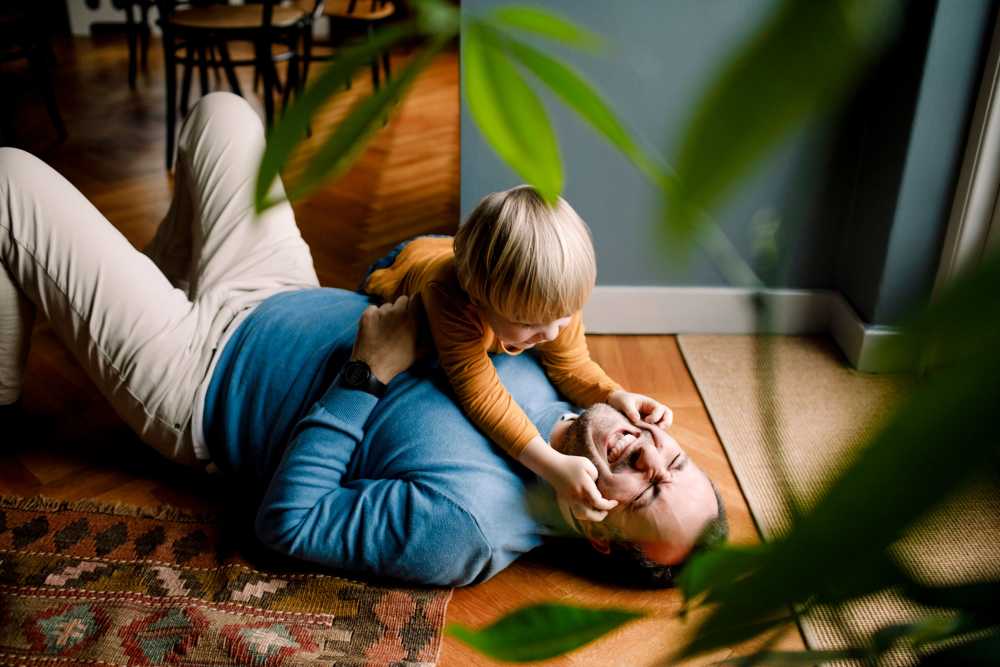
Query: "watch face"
344 362 369 387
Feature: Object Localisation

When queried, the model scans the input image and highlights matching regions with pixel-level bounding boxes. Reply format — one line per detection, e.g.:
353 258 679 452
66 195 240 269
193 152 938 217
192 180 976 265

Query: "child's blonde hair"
454 185 597 323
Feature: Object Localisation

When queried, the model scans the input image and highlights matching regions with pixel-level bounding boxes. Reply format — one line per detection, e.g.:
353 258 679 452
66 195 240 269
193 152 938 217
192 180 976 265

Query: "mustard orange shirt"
365 236 622 457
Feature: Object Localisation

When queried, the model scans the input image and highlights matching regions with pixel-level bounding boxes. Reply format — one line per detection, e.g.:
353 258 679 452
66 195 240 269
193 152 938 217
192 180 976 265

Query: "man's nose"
636 443 667 478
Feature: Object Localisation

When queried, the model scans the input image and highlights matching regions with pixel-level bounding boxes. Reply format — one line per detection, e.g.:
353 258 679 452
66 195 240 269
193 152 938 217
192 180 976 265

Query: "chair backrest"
155 0 312 30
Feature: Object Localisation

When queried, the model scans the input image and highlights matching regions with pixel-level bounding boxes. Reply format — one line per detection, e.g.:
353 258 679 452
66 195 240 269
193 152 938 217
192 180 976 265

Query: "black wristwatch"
339 360 388 398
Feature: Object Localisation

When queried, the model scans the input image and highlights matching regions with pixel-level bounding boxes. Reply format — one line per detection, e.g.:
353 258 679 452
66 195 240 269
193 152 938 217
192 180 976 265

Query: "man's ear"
587 536 611 555
578 519 611 554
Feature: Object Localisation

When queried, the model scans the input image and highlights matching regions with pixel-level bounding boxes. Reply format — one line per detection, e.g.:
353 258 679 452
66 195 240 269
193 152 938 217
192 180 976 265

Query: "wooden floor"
1 35 802 665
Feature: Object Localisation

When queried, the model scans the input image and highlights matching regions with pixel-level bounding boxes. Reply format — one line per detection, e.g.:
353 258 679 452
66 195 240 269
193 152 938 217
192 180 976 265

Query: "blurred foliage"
255 0 666 211
666 0 900 244
445 602 643 662
256 0 999 663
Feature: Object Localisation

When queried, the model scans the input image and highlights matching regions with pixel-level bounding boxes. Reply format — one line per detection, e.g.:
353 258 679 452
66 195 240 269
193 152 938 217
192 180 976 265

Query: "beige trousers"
0 93 319 466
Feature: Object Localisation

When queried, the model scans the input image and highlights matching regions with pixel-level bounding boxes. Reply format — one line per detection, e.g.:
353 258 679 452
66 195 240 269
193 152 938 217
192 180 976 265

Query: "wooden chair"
0 1 66 144
303 0 396 93
155 0 324 169
117 0 155 89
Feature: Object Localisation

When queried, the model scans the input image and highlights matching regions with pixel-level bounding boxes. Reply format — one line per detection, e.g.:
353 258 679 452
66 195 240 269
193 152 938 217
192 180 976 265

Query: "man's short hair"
607 479 728 587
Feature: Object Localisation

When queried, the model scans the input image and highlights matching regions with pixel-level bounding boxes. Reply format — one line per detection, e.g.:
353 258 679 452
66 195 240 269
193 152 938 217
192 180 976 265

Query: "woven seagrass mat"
0 495 451 666
678 335 1000 665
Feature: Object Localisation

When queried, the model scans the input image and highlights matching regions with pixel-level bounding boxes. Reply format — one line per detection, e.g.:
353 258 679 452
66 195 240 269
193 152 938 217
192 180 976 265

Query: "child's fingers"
571 504 609 522
643 403 666 424
590 495 618 512
624 404 641 424
580 477 618 512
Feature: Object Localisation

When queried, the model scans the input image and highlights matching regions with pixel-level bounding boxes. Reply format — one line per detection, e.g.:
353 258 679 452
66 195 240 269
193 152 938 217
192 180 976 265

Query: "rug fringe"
0 494 218 522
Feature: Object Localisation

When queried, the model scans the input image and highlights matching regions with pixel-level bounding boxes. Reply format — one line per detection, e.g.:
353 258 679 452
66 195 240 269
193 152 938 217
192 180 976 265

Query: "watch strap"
339 360 388 398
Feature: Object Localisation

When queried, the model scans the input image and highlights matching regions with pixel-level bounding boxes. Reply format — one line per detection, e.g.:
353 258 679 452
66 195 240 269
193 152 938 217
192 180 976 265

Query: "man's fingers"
582 459 598 480
385 295 409 313
407 292 423 314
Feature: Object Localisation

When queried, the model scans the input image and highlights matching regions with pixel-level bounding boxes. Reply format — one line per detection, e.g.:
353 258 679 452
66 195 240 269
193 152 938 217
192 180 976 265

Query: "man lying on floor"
217 289 727 585
0 93 725 587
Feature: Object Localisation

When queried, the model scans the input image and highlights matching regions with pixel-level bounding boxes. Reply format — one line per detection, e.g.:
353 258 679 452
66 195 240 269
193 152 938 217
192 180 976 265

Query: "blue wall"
460 0 997 325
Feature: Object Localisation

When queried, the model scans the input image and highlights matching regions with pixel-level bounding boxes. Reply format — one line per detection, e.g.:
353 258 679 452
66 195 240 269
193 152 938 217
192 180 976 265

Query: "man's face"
550 403 719 565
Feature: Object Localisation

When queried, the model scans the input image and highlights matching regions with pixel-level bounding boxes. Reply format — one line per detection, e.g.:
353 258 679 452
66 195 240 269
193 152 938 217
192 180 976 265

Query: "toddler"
364 186 672 520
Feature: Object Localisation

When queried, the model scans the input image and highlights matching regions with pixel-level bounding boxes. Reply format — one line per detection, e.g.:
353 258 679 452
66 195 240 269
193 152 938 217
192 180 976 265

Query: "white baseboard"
583 286 915 373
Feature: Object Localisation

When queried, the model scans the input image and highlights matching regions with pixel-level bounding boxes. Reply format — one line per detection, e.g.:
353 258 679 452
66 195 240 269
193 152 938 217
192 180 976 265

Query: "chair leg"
256 40 275 127
28 44 66 142
268 55 284 97
139 2 150 72
301 29 313 90
163 32 178 170
217 42 242 97
368 25 380 91
125 2 138 89
282 43 298 116
328 16 351 90
197 44 210 98
179 45 193 116
382 48 391 83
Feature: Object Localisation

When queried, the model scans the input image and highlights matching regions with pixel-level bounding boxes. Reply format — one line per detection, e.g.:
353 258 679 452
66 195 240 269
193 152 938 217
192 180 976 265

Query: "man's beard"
558 408 598 461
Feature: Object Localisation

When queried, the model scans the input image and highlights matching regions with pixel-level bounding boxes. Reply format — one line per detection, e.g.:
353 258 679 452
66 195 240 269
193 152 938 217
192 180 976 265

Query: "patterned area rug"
0 495 450 666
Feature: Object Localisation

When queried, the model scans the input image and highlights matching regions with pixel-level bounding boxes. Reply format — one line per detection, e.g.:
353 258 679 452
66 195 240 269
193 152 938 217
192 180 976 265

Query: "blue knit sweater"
203 288 573 585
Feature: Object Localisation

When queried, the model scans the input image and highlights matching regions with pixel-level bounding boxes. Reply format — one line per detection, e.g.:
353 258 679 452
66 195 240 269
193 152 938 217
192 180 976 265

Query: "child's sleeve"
423 282 541 457
536 312 623 406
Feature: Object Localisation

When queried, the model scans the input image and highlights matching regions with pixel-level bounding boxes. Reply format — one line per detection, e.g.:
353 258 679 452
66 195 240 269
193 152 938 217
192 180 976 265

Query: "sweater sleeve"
423 281 541 457
536 312 623 407
254 381 494 586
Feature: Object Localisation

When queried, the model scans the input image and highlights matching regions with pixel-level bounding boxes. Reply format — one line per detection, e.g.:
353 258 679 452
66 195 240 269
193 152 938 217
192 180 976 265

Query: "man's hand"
352 295 425 384
608 390 673 430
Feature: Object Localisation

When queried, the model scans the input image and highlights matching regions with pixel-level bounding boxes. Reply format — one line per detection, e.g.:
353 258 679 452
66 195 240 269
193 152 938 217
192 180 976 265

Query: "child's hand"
543 451 618 522
608 390 673 430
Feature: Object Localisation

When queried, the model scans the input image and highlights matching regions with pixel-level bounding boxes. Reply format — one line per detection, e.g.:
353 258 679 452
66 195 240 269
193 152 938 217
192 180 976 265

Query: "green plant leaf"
676 543 770 604
872 615 978 654
464 21 563 203
717 648 871 665
413 0 460 36
446 602 643 662
672 614 797 661
667 0 900 243
480 25 671 190
903 247 1000 365
285 38 450 204
916 629 1000 666
489 5 603 50
900 580 1000 623
254 23 419 212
